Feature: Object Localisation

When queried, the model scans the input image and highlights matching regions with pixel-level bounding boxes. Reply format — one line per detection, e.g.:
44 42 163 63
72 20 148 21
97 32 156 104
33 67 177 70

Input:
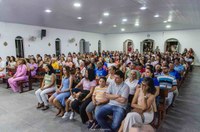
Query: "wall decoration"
48 43 51 46
3 42 8 46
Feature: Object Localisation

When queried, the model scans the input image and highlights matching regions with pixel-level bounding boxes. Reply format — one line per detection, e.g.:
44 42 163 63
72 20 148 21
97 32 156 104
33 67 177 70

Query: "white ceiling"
0 0 200 34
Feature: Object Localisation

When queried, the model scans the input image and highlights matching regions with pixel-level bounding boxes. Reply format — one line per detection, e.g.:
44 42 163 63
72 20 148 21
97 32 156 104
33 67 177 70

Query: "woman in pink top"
70 68 97 123
8 58 28 92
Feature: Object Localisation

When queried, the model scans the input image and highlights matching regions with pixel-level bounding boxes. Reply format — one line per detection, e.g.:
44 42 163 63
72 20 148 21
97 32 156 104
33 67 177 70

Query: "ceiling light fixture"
140 6 147 10
122 18 128 22
113 25 117 27
103 12 110 16
166 25 171 28
167 19 172 22
99 21 103 24
45 9 52 13
154 14 159 18
73 2 81 7
135 23 139 26
163 21 167 23
77 17 82 20
121 28 125 31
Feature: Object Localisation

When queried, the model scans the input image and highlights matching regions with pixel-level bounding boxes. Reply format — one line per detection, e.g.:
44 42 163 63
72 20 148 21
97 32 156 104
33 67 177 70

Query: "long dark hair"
143 77 156 94
46 64 55 75
87 68 96 81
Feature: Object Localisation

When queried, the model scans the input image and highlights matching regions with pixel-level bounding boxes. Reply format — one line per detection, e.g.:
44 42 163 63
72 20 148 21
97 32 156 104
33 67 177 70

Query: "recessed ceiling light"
73 2 81 7
166 25 171 28
77 17 82 20
140 6 147 10
113 25 117 27
103 12 110 16
99 21 103 24
121 28 125 31
45 9 52 13
135 23 139 26
167 19 172 22
154 14 159 18
122 18 128 22
163 21 168 23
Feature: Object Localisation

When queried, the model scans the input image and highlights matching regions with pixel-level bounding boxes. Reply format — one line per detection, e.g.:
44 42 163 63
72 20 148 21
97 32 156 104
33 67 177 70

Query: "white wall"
0 22 200 65
0 22 105 59
104 30 200 65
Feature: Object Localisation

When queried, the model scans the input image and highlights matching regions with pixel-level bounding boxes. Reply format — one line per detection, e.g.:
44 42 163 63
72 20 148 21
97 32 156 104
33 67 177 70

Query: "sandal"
36 103 44 109
41 106 49 111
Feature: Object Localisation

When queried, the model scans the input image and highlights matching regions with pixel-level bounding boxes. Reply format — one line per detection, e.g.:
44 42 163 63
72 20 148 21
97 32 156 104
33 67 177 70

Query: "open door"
165 38 180 53
141 39 154 53
98 40 101 53
55 38 61 56
123 39 134 54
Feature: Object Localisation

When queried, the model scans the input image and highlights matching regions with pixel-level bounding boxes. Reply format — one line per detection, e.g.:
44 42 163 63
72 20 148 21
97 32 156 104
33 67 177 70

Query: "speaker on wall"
41 29 46 39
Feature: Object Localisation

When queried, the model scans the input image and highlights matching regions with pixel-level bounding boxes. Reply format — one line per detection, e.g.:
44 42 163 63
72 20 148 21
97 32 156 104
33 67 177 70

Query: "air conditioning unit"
68 38 75 43
29 36 37 41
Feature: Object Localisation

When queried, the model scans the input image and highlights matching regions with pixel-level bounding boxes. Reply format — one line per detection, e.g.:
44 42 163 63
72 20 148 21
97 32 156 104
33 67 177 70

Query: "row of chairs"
2 66 63 93
152 68 190 128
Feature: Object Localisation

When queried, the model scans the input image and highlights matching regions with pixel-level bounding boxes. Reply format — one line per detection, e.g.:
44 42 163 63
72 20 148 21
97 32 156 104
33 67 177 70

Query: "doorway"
15 36 24 58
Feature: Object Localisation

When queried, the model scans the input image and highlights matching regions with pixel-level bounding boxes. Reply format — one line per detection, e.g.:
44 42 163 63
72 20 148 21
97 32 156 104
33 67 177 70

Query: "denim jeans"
95 104 126 132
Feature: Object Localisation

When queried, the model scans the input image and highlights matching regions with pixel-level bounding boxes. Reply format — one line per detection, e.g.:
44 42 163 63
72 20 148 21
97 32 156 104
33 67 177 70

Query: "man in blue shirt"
174 58 185 77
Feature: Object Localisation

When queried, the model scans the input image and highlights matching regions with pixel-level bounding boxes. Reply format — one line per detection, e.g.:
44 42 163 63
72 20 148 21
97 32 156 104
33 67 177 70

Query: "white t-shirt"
0 61 6 75
125 78 139 95
107 75 115 85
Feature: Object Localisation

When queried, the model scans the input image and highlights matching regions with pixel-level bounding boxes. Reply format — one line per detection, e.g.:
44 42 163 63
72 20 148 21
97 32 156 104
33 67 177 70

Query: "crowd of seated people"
0 48 195 131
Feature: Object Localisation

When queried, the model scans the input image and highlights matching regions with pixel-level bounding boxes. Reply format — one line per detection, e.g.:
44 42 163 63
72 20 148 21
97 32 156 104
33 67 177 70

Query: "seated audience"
157 64 177 107
95 70 129 132
119 77 156 132
8 59 27 92
95 62 107 79
49 66 73 116
70 68 97 123
125 70 139 103
35 64 56 110
86 77 108 129
0 57 6 78
28 58 38 77
106 65 117 85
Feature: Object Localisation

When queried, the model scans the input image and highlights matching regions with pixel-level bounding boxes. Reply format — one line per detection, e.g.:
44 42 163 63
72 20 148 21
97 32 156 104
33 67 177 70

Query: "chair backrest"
159 89 169 105
36 67 46 76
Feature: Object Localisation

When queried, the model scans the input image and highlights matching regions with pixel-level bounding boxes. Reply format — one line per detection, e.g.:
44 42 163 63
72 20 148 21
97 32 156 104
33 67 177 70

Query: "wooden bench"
17 71 33 93
3 67 17 88
31 67 46 87
157 89 169 127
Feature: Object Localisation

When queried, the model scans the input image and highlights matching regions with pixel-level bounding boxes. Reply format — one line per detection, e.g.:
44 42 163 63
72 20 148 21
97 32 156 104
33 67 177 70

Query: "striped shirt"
93 86 107 102
157 73 177 89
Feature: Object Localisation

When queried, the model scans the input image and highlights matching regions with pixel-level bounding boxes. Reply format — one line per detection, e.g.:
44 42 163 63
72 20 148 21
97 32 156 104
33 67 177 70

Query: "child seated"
62 90 84 120
86 77 108 129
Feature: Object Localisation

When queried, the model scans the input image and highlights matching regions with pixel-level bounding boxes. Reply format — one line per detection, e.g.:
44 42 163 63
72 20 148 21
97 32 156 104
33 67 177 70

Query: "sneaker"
69 112 75 120
62 112 70 119
87 120 95 129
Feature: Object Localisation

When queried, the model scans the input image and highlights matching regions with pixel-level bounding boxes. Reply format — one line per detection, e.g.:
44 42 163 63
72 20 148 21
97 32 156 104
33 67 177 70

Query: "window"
15 36 24 58
55 38 61 56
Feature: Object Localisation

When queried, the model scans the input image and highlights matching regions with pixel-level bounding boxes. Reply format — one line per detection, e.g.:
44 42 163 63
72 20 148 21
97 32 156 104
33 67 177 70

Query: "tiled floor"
0 83 88 132
0 67 200 132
